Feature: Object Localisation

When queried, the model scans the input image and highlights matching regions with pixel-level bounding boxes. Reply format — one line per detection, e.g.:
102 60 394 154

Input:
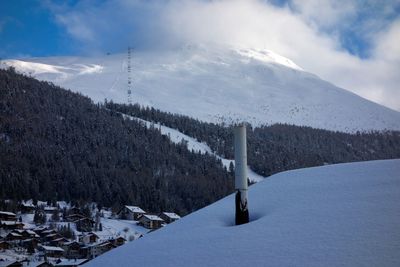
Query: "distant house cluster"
117 205 181 230
0 200 182 266
0 204 126 267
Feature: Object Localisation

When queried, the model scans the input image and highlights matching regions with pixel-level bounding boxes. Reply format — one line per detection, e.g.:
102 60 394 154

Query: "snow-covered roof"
46 233 59 237
42 229 56 234
52 237 67 242
41 245 64 252
81 232 99 238
0 211 16 216
56 201 69 209
26 230 37 235
55 258 88 266
162 212 181 219
2 221 22 225
63 241 79 246
36 201 47 206
125 206 145 213
98 241 113 248
8 232 22 237
142 214 163 221
21 261 47 267
34 226 48 231
21 202 35 207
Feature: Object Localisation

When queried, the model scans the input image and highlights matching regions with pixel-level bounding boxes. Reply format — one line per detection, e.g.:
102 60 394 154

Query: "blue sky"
0 0 76 58
0 0 399 110
1 0 398 58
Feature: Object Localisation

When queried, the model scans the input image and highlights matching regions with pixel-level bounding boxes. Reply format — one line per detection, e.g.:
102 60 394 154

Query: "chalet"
21 238 40 250
33 226 50 236
64 214 86 222
0 221 24 230
54 258 89 266
0 211 17 221
12 230 40 240
21 261 53 267
39 245 65 258
82 241 115 259
40 229 57 237
74 218 95 232
25 230 40 237
5 232 24 241
0 241 11 250
44 207 57 214
117 205 146 220
49 237 69 247
20 203 36 213
159 212 181 224
44 233 63 242
78 232 99 244
68 207 82 215
110 236 126 247
139 214 164 229
64 214 94 231
62 241 82 259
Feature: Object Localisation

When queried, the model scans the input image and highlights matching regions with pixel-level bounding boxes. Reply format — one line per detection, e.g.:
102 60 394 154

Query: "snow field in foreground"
86 159 400 267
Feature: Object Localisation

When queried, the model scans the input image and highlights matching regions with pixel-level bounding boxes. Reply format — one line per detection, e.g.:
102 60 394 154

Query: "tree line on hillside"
106 102 400 177
0 68 233 215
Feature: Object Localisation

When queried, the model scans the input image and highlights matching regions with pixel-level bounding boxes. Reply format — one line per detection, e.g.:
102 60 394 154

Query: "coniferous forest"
106 101 400 177
0 68 233 215
1 68 400 215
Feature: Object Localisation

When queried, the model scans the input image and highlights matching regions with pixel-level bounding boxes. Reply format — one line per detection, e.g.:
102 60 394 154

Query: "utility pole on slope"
234 124 249 225
127 46 132 104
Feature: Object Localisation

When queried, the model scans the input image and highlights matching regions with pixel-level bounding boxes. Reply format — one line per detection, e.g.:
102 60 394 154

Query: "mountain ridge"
2 44 399 132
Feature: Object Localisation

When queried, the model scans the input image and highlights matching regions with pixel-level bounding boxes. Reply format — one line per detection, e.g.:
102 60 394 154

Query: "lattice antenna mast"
127 46 132 104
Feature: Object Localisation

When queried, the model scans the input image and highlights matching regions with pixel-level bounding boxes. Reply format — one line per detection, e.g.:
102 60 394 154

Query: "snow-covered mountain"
2 44 400 132
85 159 400 267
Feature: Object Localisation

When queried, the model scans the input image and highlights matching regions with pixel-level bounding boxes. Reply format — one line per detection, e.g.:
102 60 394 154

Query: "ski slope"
123 113 264 182
85 159 400 267
2 44 400 133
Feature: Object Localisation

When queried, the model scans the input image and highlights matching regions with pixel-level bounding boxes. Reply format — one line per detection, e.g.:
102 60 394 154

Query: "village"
0 200 180 267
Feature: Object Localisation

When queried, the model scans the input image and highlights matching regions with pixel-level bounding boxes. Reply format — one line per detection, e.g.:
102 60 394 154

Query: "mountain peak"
1 46 399 132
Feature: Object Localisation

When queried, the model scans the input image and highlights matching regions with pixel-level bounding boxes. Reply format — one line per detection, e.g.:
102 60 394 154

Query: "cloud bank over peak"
45 0 400 111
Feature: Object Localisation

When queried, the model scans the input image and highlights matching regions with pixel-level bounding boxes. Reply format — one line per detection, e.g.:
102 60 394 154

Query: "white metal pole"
234 125 249 225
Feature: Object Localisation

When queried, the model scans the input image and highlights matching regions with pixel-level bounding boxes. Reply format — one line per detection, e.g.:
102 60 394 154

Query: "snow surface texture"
85 159 400 267
2 44 400 132
124 114 264 182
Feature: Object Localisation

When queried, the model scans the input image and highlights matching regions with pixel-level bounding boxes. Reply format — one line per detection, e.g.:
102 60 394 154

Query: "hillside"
108 102 400 177
2 44 400 132
1 68 399 214
86 159 400 267
0 68 233 215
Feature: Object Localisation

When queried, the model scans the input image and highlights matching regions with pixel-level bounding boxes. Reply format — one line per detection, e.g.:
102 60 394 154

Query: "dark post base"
235 190 249 225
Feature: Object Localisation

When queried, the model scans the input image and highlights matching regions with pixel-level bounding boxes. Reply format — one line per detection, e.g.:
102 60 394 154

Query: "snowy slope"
2 44 400 132
123 113 264 182
85 159 400 267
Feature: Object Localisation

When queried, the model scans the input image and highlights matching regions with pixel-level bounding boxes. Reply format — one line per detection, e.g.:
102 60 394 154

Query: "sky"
0 0 399 111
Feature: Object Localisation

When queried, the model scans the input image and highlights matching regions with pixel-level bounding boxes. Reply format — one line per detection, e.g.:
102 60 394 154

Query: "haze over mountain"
2 44 400 133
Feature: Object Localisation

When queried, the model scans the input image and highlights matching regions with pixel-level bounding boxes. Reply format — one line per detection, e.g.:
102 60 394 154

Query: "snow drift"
85 159 400 267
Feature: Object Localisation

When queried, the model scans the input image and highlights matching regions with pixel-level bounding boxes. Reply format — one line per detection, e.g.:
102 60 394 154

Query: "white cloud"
289 0 357 29
46 0 400 111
